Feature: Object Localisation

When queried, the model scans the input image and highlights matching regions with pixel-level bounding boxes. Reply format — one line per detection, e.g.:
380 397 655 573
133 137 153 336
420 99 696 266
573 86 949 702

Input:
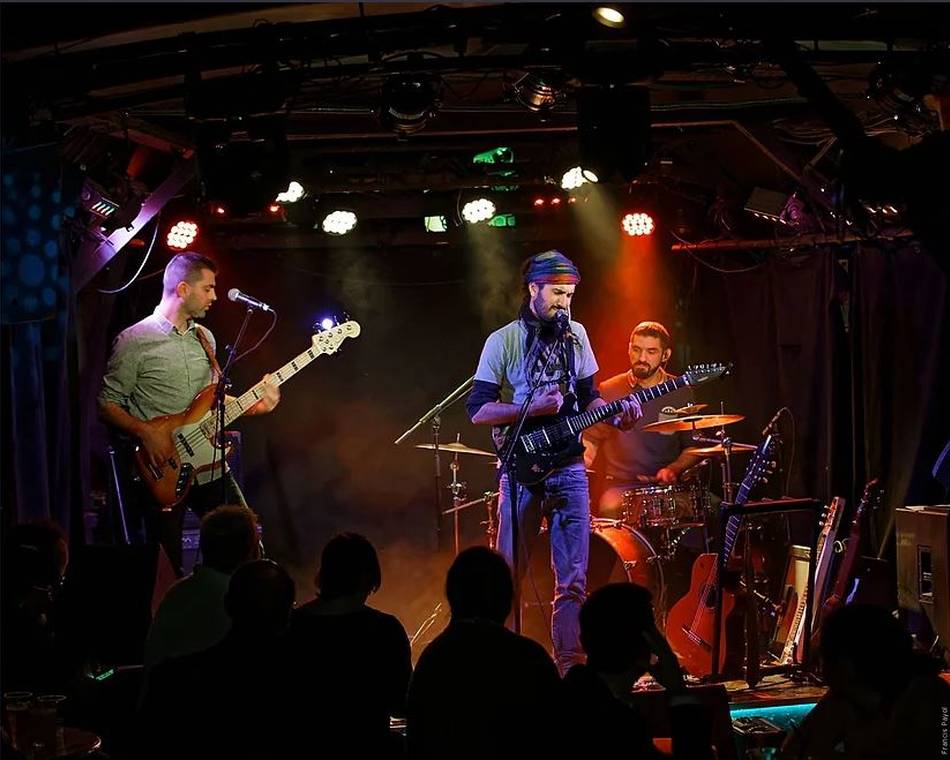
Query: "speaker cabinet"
896 506 950 661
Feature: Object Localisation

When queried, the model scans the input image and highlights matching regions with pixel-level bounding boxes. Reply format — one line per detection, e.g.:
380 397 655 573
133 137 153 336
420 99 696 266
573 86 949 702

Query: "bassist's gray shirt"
98 308 217 422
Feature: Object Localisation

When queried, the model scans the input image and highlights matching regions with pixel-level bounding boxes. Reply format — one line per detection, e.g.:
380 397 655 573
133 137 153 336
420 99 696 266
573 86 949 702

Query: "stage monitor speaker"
57 543 177 667
896 506 950 661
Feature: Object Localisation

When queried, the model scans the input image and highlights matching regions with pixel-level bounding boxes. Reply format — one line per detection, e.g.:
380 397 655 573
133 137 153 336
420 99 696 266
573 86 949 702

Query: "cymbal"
642 414 745 433
671 403 708 416
684 442 757 456
414 441 496 457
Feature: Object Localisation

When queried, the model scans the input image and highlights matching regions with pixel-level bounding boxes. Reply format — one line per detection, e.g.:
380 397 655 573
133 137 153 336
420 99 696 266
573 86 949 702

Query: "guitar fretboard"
563 376 688 436
223 344 324 425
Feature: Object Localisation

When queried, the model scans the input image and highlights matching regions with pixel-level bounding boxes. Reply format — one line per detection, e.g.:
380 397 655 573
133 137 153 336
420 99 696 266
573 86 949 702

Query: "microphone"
554 308 570 330
228 288 273 313
761 408 783 436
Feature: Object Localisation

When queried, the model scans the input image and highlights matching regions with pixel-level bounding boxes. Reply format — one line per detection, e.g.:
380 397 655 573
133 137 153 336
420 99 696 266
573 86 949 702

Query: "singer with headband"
466 249 641 675
98 252 280 572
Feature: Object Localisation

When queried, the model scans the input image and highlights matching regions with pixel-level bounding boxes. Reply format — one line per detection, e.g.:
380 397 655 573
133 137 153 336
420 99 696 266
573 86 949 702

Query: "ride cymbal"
414 441 496 457
642 414 745 433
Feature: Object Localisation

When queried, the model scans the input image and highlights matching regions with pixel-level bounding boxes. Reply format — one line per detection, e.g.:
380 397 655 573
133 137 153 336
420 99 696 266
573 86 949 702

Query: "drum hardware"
671 403 708 416
684 443 757 456
394 374 477 549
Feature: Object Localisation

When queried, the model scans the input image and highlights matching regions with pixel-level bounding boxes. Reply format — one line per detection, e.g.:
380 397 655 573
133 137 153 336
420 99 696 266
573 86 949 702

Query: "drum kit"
413 407 758 629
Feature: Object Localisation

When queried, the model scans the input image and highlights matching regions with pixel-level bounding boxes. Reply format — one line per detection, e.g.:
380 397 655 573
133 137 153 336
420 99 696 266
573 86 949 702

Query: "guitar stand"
709 498 823 685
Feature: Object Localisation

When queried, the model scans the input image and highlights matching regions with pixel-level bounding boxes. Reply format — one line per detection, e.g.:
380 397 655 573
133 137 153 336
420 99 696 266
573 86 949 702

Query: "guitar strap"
194 325 223 382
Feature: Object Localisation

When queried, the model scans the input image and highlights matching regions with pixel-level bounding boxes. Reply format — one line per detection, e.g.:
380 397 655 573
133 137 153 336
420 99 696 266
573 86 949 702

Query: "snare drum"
621 483 708 529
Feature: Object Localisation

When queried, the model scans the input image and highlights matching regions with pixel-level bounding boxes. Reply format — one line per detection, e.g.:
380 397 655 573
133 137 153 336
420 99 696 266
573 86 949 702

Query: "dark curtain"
683 249 838 504
1 144 85 542
853 243 949 555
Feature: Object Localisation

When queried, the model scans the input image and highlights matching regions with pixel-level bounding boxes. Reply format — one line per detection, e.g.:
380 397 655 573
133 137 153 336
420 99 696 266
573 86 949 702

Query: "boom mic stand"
214 305 255 505
394 375 475 548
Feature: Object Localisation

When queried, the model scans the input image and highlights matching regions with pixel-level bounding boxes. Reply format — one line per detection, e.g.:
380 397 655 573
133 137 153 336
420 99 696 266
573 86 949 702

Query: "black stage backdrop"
3 229 948 634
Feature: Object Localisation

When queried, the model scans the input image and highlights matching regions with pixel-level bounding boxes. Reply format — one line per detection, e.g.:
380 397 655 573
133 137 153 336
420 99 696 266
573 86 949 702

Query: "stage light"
322 210 358 235
213 204 227 216
166 220 198 250
622 212 654 237
511 73 562 112
320 317 335 331
533 197 546 207
561 166 599 191
488 214 516 228
379 74 442 135
267 203 281 215
424 215 448 232
461 198 496 224
79 179 119 219
275 181 306 204
550 197 562 206
593 6 626 28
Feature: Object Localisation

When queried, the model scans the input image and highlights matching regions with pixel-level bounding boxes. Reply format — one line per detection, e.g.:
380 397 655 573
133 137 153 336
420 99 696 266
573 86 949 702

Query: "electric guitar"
131 321 361 509
810 478 882 653
778 496 843 665
666 431 778 676
502 363 731 486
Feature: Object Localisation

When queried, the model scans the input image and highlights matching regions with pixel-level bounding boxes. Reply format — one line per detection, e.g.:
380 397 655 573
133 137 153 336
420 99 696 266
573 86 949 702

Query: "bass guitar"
503 363 731 486
666 431 778 676
132 321 361 509
809 478 882 654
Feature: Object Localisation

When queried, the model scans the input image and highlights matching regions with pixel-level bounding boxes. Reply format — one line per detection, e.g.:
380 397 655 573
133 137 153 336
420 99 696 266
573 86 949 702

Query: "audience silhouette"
407 546 560 760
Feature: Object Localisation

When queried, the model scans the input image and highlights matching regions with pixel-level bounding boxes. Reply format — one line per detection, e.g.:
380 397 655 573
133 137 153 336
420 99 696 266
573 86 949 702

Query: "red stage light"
550 197 562 206
214 205 227 216
621 212 655 237
533 197 545 207
268 203 281 214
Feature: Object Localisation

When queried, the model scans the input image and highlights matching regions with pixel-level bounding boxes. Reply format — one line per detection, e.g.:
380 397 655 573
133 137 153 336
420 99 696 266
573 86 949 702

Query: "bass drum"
521 519 666 649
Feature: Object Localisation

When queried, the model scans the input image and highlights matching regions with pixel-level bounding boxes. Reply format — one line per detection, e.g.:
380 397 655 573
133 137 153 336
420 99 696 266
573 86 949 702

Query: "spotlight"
424 215 448 233
550 197 562 206
322 210 358 235
560 166 598 191
593 6 626 28
621 212 654 237
213 204 227 216
320 317 336 331
510 73 562 112
275 181 306 204
79 179 119 219
461 198 496 224
533 197 546 207
578 86 651 183
167 220 198 250
379 74 442 135
267 203 281 215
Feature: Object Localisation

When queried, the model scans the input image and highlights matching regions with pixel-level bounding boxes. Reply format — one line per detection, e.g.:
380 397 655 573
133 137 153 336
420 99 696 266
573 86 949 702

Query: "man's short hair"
199 505 260 574
3 520 69 594
163 252 217 295
225 559 296 633
579 583 654 674
317 532 382 599
445 546 513 623
631 321 672 352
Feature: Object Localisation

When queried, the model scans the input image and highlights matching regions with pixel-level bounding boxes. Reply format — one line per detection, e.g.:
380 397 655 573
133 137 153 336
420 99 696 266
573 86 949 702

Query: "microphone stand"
497 317 569 634
215 306 255 505
394 375 475 548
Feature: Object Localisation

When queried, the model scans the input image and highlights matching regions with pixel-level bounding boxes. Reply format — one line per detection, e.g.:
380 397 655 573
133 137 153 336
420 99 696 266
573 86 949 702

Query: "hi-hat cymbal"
671 403 708 416
684 442 757 456
414 441 496 457
642 414 745 433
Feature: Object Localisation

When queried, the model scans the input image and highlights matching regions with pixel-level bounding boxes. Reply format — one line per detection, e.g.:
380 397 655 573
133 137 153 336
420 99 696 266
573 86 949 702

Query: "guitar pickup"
176 433 194 457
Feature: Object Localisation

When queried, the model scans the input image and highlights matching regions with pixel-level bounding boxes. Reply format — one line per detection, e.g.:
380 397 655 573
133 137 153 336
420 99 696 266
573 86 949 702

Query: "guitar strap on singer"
194 325 223 382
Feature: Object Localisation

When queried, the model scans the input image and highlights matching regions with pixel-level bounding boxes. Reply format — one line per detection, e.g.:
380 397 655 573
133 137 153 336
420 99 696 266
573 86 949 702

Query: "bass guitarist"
466 249 640 674
98 252 280 572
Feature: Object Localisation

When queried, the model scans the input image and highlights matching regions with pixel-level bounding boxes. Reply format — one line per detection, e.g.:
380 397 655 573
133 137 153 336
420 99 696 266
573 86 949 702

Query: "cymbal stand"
447 442 467 556
394 375 475 549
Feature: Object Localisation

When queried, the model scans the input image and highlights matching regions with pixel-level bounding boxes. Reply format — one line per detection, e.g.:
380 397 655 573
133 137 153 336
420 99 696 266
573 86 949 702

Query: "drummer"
583 321 703 519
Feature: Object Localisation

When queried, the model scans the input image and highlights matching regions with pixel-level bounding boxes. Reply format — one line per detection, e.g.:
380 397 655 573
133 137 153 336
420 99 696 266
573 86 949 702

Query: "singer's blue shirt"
98 308 217 422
